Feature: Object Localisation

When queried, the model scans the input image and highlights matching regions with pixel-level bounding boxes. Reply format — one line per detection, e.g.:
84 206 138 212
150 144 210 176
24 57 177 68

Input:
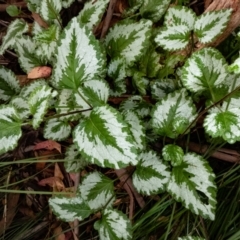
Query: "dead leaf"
38 177 65 191
54 163 64 180
34 140 61 153
53 225 65 240
27 66 52 79
32 13 49 28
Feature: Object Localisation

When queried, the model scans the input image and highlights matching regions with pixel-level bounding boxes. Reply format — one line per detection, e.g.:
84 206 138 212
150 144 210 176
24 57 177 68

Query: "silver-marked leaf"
150 78 176 100
39 0 62 23
122 111 145 150
162 144 184 167
79 172 115 210
155 24 191 51
78 0 109 30
0 106 22 154
0 19 28 55
167 152 217 220
140 0 170 22
77 79 110 107
25 0 41 12
64 144 88 173
119 95 152 118
0 66 20 101
132 71 149 95
73 105 138 169
132 150 170 195
178 237 204 240
105 19 152 65
10 96 30 120
15 36 43 73
20 80 47 98
51 17 106 89
44 118 71 141
164 6 196 29
94 208 132 240
151 89 197 138
204 108 240 144
28 85 52 129
49 195 92 222
228 57 240 74
181 48 228 100
194 9 232 44
107 58 127 96
62 0 75 8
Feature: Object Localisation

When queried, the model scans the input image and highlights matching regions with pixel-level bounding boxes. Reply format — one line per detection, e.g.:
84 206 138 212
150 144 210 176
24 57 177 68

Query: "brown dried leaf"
27 66 52 79
34 140 61 153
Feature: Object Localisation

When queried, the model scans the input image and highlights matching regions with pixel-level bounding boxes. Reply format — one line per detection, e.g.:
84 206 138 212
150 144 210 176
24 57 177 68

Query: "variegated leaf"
107 58 127 96
105 19 152 65
178 237 204 240
25 0 41 12
94 208 132 240
132 151 170 195
122 111 145 150
181 48 228 101
44 118 71 141
73 105 138 169
150 78 176 100
39 0 62 23
119 96 152 118
51 17 106 89
28 85 53 129
10 96 30 120
64 144 88 172
155 24 191 51
62 0 75 8
228 57 240 74
0 19 28 55
15 36 44 73
162 144 184 167
132 71 149 95
194 9 232 44
204 106 240 144
76 79 110 107
0 106 22 154
49 195 92 222
164 6 196 30
139 0 170 22
79 172 115 210
0 66 20 101
78 0 109 30
151 89 197 138
20 80 48 98
167 152 217 220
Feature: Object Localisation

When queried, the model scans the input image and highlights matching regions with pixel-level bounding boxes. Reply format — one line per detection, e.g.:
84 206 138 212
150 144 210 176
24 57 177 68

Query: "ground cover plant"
0 0 240 239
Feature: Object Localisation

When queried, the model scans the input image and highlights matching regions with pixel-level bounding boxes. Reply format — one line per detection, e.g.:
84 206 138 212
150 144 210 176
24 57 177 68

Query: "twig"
0 2 27 12
100 0 117 39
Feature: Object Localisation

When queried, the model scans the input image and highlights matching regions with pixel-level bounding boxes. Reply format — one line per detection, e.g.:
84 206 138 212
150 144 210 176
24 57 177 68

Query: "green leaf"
28 85 53 129
78 0 109 30
10 96 30 120
167 152 217 220
44 118 71 141
39 0 62 23
64 144 88 173
228 57 240 74
0 66 20 101
151 89 197 138
162 144 184 167
73 105 138 169
105 19 152 65
181 48 228 101
119 95 152 118
49 195 92 222
6 5 21 17
122 111 145 150
79 172 115 210
139 0 170 22
25 0 41 12
204 107 240 144
0 105 22 154
0 19 28 55
132 150 170 195
94 208 132 240
15 36 44 73
178 237 204 240
107 58 127 96
164 6 196 29
150 78 176 101
194 9 232 44
155 25 191 51
51 17 106 89
62 0 75 8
